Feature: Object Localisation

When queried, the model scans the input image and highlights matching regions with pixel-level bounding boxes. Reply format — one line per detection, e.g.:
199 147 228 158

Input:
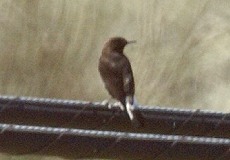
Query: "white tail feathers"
126 96 138 120
126 102 134 120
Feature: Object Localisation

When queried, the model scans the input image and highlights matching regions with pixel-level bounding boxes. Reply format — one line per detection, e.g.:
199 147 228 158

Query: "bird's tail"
125 96 144 128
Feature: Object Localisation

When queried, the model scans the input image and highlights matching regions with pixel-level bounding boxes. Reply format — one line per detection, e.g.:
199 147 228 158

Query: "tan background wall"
0 0 229 159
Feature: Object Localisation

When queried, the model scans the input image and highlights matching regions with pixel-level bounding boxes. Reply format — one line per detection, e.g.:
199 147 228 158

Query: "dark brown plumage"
98 37 144 127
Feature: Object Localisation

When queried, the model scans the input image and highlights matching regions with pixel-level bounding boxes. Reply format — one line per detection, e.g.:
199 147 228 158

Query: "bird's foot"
101 100 125 111
101 100 113 109
113 101 125 111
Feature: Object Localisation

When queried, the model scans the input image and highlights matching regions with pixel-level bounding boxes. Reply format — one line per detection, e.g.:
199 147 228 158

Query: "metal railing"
0 95 229 159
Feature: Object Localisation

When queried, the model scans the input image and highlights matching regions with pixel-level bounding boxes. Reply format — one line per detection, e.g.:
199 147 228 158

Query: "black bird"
98 37 144 127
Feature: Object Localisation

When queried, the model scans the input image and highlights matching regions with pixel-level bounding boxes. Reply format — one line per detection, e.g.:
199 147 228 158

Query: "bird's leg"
101 99 113 109
113 101 125 111
102 97 119 109
101 99 125 111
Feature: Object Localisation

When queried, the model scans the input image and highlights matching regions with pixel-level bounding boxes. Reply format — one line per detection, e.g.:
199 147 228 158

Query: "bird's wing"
120 57 135 97
121 57 144 127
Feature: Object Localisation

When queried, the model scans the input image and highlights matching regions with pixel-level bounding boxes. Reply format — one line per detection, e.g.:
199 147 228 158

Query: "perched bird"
98 37 144 127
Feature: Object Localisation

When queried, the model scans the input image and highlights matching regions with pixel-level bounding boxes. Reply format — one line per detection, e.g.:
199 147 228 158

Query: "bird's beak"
127 40 136 44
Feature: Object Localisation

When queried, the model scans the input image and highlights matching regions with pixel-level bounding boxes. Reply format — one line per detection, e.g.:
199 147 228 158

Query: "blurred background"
0 0 230 159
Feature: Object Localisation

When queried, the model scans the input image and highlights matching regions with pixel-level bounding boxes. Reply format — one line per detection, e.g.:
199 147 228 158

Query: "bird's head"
103 37 136 54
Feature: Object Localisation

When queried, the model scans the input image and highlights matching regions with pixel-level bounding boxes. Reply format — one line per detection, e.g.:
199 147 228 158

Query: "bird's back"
98 37 144 127
99 53 133 105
